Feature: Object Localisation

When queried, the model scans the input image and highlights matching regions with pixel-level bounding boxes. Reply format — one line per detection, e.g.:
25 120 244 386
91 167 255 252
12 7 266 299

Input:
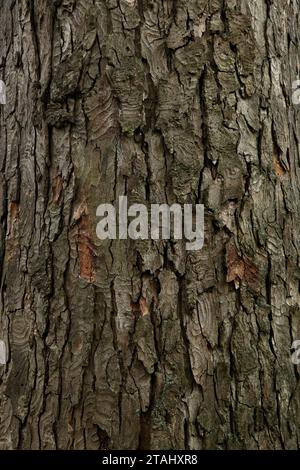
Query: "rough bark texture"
0 0 300 450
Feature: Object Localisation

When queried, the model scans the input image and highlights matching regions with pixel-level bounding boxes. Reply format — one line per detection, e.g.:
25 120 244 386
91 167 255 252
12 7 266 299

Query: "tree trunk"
0 0 300 450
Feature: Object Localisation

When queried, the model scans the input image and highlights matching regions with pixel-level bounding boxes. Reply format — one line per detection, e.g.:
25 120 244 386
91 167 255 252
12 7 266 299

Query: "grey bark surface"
0 0 300 450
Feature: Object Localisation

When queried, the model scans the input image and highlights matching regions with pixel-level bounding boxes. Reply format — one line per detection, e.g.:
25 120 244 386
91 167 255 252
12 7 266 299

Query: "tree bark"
0 0 300 450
